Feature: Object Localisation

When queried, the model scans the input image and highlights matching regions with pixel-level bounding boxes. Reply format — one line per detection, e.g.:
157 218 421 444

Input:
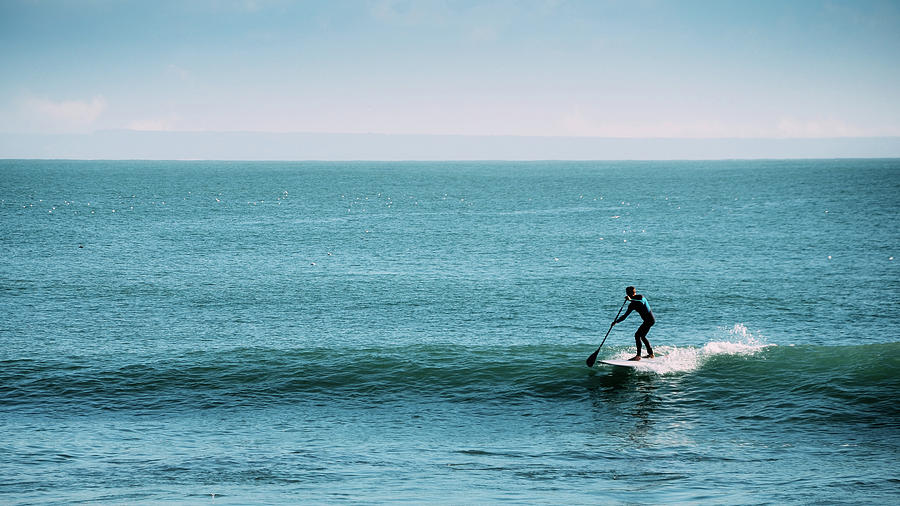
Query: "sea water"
1 159 897 504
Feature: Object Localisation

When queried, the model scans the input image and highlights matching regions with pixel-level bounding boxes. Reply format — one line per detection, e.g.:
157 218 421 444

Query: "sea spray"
606 323 773 374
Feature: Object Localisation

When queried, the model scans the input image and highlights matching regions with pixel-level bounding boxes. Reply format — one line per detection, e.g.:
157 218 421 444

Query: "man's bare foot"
628 355 641 361
643 353 654 359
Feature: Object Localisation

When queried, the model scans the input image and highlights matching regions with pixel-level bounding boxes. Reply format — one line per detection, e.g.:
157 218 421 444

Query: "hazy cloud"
128 114 180 132
775 117 866 138
369 0 450 25
21 95 107 132
558 108 894 139
166 64 193 81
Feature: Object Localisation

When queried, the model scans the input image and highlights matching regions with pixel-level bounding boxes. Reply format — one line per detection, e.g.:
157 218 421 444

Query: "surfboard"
598 359 655 369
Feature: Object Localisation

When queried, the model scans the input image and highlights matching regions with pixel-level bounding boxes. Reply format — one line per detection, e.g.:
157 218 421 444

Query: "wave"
2 340 898 414
601 339 772 375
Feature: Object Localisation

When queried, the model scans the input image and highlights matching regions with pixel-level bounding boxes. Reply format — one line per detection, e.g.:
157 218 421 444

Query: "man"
612 286 655 361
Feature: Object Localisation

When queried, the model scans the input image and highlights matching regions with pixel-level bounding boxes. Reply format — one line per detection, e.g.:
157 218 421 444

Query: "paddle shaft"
585 299 629 367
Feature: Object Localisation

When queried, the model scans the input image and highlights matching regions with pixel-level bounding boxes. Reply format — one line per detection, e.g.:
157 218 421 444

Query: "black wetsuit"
616 295 655 356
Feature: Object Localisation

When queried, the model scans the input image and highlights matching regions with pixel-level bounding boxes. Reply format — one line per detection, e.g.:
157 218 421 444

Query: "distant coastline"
2 130 899 161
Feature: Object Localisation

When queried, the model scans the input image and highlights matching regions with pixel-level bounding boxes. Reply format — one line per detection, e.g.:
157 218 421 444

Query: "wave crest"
605 324 772 374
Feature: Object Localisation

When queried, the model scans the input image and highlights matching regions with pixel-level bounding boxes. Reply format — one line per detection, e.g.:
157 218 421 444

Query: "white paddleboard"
598 359 656 369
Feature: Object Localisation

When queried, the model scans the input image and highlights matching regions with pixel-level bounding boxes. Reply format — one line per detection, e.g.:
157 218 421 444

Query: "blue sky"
2 0 899 138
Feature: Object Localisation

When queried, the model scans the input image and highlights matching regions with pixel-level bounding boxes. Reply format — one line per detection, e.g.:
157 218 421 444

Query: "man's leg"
629 334 643 361
641 337 654 358
637 322 654 358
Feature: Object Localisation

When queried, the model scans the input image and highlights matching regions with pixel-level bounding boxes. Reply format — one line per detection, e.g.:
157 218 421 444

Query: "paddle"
585 299 629 368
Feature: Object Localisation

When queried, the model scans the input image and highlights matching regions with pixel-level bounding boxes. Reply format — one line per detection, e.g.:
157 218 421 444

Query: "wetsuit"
616 295 655 356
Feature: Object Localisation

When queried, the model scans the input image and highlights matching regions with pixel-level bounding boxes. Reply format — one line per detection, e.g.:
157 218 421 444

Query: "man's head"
625 286 636 297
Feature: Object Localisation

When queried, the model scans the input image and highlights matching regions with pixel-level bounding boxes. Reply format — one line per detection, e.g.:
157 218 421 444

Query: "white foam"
608 324 773 375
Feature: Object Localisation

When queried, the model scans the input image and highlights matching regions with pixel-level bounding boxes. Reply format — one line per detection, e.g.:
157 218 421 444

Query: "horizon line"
5 157 900 163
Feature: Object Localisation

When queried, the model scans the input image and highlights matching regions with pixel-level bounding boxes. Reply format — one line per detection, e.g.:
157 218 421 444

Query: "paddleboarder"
612 286 655 360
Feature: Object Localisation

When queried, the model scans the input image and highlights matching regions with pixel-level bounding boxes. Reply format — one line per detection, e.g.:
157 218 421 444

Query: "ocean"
1 159 897 504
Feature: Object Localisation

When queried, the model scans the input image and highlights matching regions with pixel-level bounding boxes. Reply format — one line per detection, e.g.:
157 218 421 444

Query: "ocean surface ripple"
1 159 898 504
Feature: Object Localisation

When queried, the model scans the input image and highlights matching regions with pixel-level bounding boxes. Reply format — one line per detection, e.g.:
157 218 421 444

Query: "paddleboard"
598 359 655 368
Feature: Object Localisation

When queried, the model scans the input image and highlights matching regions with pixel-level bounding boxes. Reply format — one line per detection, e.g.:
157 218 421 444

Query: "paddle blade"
586 348 600 368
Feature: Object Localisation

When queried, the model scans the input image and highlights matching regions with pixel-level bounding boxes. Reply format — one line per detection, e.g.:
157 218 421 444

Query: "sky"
2 0 899 139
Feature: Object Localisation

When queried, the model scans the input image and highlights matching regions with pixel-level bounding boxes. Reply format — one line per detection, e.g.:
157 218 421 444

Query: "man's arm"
615 304 634 324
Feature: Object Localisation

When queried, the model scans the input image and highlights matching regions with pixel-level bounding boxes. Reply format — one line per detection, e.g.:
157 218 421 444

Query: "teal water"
1 159 898 504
